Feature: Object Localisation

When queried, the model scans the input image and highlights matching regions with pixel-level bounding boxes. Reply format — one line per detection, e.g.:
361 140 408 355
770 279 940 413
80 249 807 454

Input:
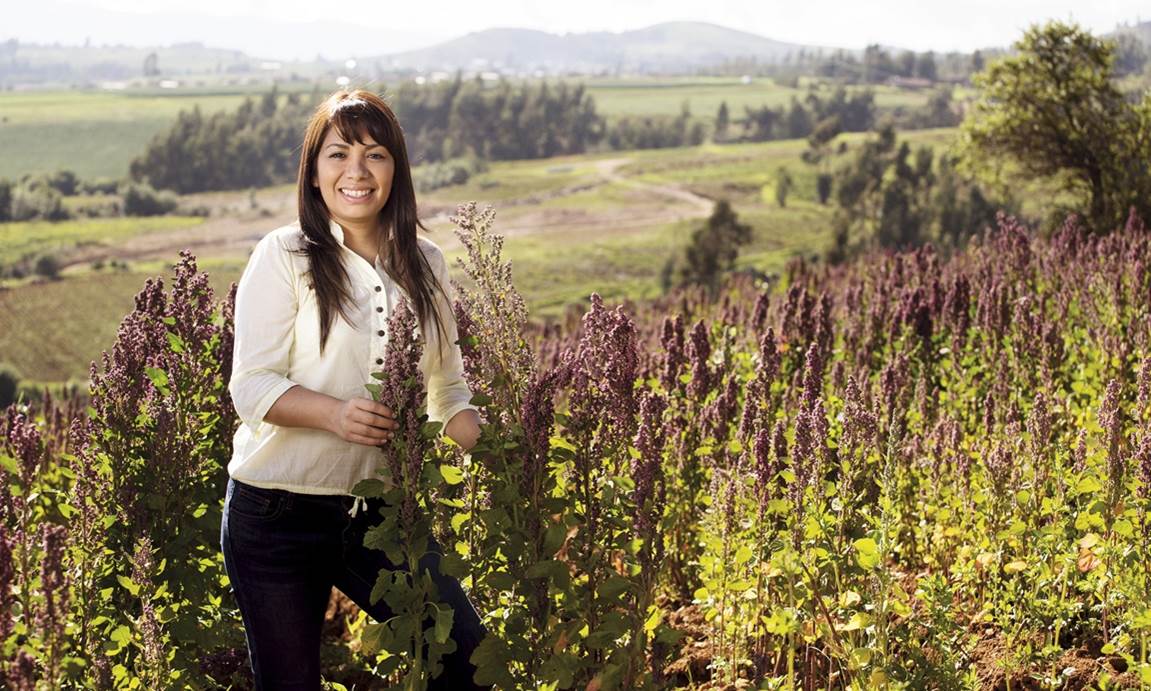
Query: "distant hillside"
379 22 833 74
0 40 265 86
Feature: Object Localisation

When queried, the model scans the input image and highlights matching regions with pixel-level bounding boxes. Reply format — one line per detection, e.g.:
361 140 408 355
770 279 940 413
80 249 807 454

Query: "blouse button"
376 306 383 313
377 329 385 337
374 286 382 292
376 358 383 365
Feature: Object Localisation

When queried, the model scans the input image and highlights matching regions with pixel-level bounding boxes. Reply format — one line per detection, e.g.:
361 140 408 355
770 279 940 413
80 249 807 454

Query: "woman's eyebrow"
324 142 384 150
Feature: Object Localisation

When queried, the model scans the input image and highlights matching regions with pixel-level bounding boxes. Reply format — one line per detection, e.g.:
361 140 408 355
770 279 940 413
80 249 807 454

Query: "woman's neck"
337 220 383 265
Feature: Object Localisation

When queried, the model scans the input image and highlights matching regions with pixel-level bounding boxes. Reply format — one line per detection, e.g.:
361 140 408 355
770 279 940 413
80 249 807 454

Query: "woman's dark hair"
296 89 447 357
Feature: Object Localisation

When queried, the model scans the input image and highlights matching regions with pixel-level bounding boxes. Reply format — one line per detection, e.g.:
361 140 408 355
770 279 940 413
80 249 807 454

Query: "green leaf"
421 420 444 437
117 575 140 597
166 332 185 353
363 383 382 396
360 622 389 655
439 552 468 579
440 464 464 485
0 453 17 475
370 371 386 380
370 572 391 606
543 522 567 555
854 537 880 569
469 392 493 407
1074 475 1103 495
351 478 388 498
597 575 632 602
485 570 517 591
450 512 470 533
145 366 169 392
434 606 454 644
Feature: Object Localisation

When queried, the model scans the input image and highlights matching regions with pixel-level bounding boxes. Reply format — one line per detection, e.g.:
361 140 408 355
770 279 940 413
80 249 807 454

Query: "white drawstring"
347 495 368 518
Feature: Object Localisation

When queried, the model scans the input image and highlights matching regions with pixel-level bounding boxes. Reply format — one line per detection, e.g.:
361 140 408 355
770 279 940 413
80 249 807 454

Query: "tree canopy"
957 21 1151 232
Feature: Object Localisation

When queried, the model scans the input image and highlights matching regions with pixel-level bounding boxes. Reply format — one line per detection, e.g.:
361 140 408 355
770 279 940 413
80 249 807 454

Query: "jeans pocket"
228 481 286 521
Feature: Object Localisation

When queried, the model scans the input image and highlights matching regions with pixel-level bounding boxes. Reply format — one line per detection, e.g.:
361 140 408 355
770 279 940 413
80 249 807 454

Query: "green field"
0 78 935 180
585 76 933 119
0 215 206 269
0 90 251 179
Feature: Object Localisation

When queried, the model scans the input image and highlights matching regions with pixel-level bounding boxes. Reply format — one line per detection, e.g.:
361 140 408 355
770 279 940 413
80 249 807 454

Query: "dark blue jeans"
220 478 489 690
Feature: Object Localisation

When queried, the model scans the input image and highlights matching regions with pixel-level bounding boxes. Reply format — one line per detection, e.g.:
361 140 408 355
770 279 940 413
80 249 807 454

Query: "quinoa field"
2 204 1151 689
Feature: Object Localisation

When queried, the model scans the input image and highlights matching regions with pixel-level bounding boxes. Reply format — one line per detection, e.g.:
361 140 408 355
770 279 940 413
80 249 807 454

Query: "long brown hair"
295 90 446 357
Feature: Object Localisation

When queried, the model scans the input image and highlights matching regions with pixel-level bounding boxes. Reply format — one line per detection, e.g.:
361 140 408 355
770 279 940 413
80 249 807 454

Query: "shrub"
80 177 121 195
121 182 178 217
0 361 20 406
10 182 69 221
34 254 60 279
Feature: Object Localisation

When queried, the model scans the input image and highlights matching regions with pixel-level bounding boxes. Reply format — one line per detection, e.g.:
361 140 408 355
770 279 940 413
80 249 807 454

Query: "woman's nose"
346 155 368 178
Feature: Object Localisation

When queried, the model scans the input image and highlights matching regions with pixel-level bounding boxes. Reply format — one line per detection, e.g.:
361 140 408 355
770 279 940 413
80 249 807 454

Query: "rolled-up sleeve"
421 246 475 425
229 233 300 429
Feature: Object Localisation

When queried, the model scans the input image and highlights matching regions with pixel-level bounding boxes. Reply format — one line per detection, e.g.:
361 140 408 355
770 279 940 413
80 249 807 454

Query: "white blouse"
227 219 474 495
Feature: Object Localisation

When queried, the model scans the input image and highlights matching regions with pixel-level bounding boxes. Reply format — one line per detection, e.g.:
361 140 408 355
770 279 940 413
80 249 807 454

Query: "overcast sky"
8 0 1148 60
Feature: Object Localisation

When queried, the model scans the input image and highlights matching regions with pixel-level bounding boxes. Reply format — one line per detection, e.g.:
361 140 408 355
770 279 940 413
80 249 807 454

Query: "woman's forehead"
321 123 383 148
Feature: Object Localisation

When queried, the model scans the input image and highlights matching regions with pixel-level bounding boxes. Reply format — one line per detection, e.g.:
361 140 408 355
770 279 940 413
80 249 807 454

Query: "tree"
774 167 794 208
916 51 937 81
674 200 753 294
802 116 841 204
0 178 11 221
715 101 730 142
957 21 1151 232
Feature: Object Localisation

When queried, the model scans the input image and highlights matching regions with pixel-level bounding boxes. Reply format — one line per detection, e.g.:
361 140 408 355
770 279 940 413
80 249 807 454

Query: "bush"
121 182 178 217
0 361 21 407
34 254 61 279
81 177 122 195
43 170 80 196
10 182 69 221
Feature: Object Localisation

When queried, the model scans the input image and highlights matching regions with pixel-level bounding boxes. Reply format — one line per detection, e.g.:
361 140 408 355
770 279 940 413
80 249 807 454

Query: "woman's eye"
329 152 345 159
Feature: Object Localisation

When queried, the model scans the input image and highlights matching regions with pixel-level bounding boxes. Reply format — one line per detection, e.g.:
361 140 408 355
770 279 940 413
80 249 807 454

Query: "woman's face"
312 126 395 234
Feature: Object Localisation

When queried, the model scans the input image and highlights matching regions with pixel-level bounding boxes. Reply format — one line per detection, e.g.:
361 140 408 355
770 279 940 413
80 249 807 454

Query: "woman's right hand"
330 397 398 446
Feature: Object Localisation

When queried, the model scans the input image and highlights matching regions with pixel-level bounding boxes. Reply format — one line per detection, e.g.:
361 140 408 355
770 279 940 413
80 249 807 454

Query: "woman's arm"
443 407 482 451
264 385 399 447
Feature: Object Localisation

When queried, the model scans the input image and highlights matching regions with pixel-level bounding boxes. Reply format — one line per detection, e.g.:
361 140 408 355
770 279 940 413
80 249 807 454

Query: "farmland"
0 78 935 179
0 128 958 386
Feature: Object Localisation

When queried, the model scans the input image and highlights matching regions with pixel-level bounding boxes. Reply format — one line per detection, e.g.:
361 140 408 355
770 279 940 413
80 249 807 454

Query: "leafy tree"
802 116 841 204
916 51 938 81
673 200 753 294
0 178 11 221
774 166 794 208
829 126 1005 262
957 21 1151 232
715 101 730 141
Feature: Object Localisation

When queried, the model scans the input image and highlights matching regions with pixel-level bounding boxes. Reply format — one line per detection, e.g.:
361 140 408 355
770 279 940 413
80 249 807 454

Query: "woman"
221 89 488 690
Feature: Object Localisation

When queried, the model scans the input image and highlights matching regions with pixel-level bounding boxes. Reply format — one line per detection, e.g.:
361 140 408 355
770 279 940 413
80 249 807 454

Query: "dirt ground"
62 158 715 270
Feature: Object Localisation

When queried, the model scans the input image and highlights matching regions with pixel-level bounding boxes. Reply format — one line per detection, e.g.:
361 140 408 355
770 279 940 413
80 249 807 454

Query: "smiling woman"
220 90 488 689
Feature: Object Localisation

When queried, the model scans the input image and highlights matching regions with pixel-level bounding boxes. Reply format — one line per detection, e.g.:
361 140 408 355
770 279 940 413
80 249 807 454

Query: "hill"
380 21 832 74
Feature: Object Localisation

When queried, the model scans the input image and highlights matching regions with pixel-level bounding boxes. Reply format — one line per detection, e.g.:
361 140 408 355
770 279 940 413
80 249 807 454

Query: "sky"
7 0 1148 60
